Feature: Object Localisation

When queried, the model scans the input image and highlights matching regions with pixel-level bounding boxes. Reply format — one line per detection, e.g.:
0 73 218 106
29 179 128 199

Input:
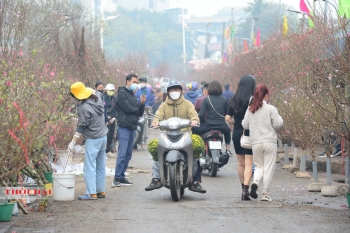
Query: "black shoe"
241 185 251 201
226 150 233 157
189 182 206 193
250 183 258 199
97 192 105 198
145 179 163 191
112 178 121 187
120 178 133 186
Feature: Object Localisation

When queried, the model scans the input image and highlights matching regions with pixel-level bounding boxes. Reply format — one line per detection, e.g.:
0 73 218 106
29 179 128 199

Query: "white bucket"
52 173 76 201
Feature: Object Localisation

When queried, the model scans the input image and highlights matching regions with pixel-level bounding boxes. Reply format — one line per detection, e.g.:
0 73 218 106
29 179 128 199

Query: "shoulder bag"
240 97 253 149
207 96 225 118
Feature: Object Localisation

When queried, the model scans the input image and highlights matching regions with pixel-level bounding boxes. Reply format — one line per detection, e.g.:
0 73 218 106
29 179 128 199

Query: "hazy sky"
103 0 334 16
182 0 300 16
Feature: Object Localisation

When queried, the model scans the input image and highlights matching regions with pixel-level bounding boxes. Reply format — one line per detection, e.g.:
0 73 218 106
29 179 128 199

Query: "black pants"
192 122 231 144
106 121 116 153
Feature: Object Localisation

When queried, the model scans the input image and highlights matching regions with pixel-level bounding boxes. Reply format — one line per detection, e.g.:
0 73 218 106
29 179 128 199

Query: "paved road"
2 130 350 233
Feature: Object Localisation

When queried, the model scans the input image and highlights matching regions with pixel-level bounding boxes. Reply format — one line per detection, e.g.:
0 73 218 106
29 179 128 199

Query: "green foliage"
104 9 193 66
147 134 204 161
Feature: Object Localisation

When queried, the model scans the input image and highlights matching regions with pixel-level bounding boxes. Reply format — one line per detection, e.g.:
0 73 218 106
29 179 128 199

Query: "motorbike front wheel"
169 162 181 201
133 131 139 149
208 162 218 177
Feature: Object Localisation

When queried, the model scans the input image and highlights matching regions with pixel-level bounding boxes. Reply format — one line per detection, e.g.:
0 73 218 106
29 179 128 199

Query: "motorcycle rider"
184 81 200 104
145 80 206 193
192 80 233 156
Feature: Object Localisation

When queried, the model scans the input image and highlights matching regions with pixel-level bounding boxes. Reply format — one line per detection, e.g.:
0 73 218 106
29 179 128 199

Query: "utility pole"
181 5 186 74
231 8 234 57
100 0 104 51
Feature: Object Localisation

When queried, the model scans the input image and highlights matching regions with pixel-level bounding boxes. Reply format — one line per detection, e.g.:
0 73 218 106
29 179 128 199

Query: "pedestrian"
103 84 117 154
112 74 146 187
192 81 233 156
242 84 283 202
194 82 209 112
184 82 200 104
197 80 207 97
152 84 163 114
222 84 234 100
225 75 256 201
68 82 108 200
94 81 108 123
136 77 154 143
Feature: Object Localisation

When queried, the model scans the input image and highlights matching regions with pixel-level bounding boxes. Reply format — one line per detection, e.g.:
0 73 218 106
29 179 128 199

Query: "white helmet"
105 84 115 90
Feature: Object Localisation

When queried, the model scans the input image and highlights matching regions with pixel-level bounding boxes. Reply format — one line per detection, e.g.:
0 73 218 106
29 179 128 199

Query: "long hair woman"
225 75 256 201
242 84 283 202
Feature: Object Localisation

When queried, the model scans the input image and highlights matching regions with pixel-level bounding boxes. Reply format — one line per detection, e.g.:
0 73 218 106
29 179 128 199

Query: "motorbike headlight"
168 120 180 129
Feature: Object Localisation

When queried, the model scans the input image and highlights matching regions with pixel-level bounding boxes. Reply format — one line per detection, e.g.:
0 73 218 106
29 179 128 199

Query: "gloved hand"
109 117 116 124
68 132 81 150
68 141 76 151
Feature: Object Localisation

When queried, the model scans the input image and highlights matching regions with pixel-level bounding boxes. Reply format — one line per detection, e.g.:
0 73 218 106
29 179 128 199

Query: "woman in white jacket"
242 84 283 202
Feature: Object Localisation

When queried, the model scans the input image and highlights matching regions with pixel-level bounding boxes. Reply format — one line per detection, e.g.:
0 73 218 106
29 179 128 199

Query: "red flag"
254 29 261 47
300 0 310 14
243 40 249 52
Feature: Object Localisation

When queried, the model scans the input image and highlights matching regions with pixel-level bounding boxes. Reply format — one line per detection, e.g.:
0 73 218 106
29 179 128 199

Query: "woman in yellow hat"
69 82 108 200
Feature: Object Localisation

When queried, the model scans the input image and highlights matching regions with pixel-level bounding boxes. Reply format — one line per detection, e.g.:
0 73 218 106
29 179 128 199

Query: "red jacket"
194 95 207 112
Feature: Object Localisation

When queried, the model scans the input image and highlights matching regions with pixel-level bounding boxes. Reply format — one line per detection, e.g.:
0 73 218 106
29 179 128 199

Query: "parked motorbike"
133 115 146 149
133 107 154 149
199 129 229 177
157 117 196 201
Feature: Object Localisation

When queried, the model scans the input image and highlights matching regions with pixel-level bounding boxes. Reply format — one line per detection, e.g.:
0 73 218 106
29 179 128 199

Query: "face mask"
97 90 104 93
169 92 181 100
107 90 114 96
129 83 138 91
140 83 146 88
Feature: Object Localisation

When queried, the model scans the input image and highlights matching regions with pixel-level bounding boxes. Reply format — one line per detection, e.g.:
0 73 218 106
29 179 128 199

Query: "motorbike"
199 129 229 177
133 107 154 149
157 117 196 202
133 115 146 149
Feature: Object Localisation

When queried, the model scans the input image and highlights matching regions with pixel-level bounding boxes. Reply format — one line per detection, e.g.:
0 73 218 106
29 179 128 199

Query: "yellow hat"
70 82 93 100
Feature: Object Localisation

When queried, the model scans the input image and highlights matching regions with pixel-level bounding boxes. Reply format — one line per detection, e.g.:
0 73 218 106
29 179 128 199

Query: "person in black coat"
103 83 118 153
112 74 145 187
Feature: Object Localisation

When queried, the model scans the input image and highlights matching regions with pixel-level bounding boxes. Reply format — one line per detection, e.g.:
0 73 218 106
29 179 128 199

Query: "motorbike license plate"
208 141 222 149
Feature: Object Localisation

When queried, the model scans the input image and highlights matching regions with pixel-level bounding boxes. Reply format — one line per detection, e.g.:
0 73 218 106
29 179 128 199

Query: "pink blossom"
3 72 7 76
50 71 55 76
6 81 12 86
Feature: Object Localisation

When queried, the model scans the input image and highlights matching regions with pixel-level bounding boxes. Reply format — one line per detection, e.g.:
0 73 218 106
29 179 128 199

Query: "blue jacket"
136 87 155 107
184 91 200 104
222 90 234 101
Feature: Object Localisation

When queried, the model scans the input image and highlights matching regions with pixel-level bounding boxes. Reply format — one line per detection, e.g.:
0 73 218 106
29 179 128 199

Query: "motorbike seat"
201 130 223 141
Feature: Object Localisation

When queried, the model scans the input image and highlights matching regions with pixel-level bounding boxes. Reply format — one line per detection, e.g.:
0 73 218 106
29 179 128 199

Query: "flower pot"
44 172 53 183
0 202 15 222
347 192 350 209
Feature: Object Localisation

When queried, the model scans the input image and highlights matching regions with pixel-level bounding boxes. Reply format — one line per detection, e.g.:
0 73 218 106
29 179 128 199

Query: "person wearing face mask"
145 81 206 193
136 77 155 143
103 84 118 154
136 77 155 107
94 81 108 123
68 82 108 200
112 74 146 187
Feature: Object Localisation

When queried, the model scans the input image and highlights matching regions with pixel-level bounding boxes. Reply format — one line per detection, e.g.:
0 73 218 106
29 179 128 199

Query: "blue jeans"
114 127 135 180
84 136 107 195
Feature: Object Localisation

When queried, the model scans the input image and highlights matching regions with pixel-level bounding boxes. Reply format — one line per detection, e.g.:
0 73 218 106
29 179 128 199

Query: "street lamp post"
99 0 120 52
181 5 186 74
250 0 259 42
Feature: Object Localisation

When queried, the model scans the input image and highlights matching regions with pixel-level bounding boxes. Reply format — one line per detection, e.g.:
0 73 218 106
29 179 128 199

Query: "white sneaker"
260 195 272 202
107 152 116 158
